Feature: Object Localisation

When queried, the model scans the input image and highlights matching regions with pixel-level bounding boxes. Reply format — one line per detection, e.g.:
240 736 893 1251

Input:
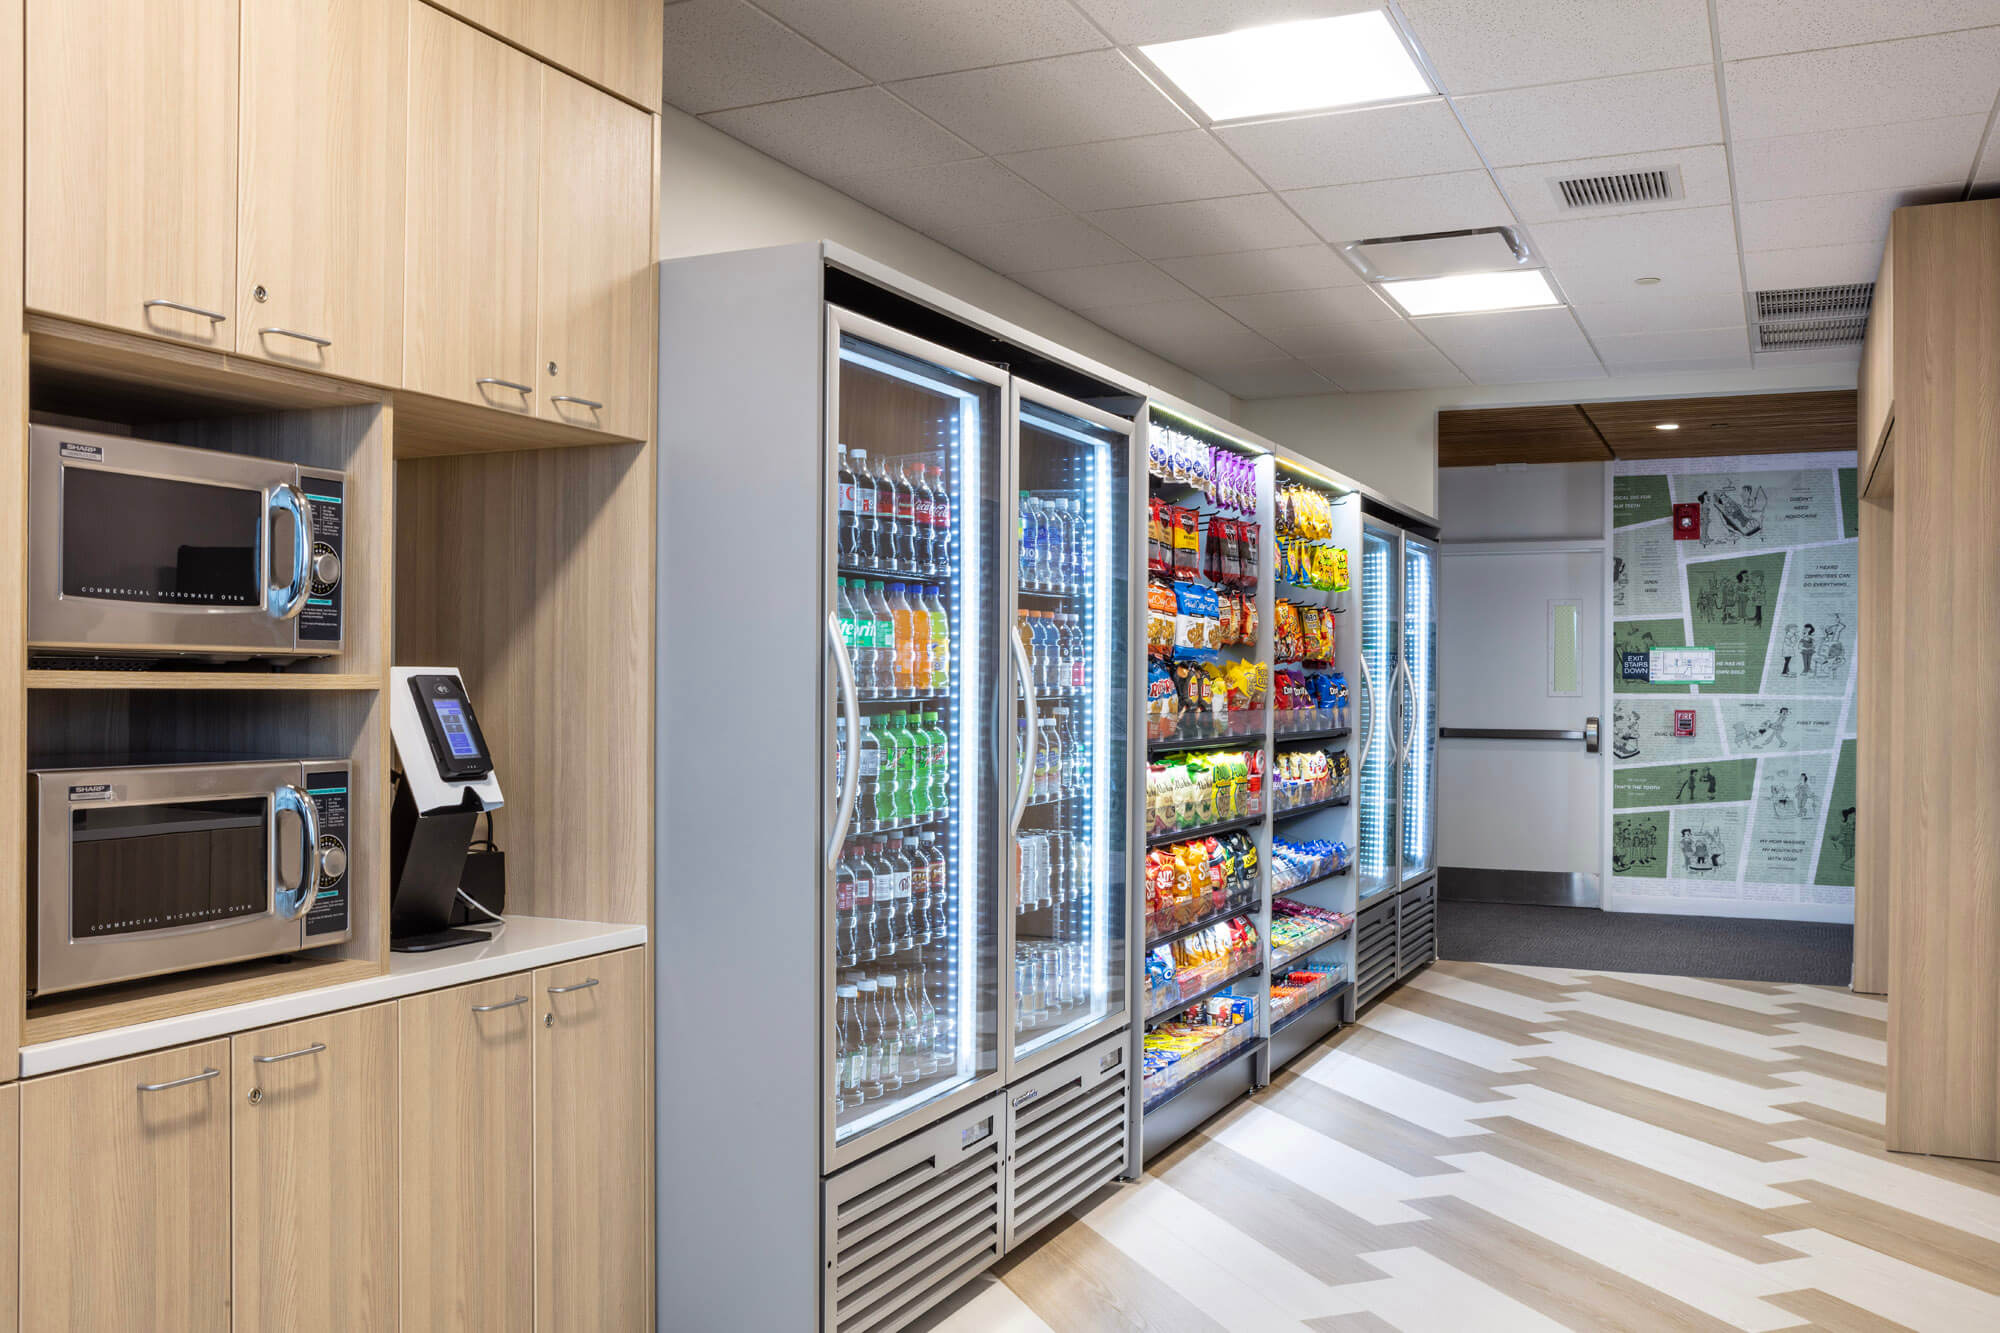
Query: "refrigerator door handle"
1009 629 1039 832
1356 647 1379 779
1395 655 1418 766
826 612 861 871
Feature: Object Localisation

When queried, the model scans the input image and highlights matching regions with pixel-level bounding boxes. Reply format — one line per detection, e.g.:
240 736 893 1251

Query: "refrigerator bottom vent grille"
1400 900 1437 972
1008 1060 1129 1248
1357 905 1399 1006
827 1119 1004 1333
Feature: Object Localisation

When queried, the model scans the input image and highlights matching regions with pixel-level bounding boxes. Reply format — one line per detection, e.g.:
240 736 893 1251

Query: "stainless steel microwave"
28 424 347 660
29 760 354 997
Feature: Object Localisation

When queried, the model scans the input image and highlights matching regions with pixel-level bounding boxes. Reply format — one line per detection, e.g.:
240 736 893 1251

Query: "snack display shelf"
1146 811 1263 848
1271 924 1352 972
1148 730 1269 756
1273 725 1350 745
1146 901 1262 953
1272 865 1352 898
1273 794 1351 821
1143 1036 1265 1114
1270 980 1351 1036
1145 961 1261 1028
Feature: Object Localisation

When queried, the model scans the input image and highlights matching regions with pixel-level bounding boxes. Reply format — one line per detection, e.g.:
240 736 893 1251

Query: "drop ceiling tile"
1306 345 1471 391
1496 145 1733 223
1549 248 1744 305
998 130 1264 211
1417 307 1605 383
1738 189 1946 253
1011 260 1198 310
1723 28 2000 140
1452 67 1723 166
752 0 1107 81
1753 346 1865 370
934 214 1137 274
834 160 1067 234
888 50 1192 156
1085 194 1321 259
1731 117 1988 201
1088 298 1287 366
661 0 866 114
1266 315 1436 359
1212 286 1406 339
1070 0 1378 44
1528 204 1738 269
1980 130 2000 184
1573 290 1750 337
1743 242 1884 290
704 88 980 179
1717 0 2000 61
1201 359 1339 398
1283 171 1513 244
1594 325 1752 370
1399 0 1714 94
1217 100 1482 191
1157 244 1363 297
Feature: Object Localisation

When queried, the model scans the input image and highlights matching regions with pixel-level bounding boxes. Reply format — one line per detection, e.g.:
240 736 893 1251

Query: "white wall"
657 108 1234 416
1439 461 1606 542
1241 360 1861 522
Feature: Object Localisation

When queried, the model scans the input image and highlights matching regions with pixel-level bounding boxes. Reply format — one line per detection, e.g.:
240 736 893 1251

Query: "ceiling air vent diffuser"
1550 166 1683 211
1752 283 1874 351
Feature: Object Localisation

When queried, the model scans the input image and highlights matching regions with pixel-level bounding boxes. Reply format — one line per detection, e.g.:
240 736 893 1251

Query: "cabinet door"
534 948 652 1332
21 1041 231 1332
432 0 662 108
233 1004 399 1333
237 0 406 383
404 3 542 413
401 972 536 1333
25 0 237 343
538 68 655 438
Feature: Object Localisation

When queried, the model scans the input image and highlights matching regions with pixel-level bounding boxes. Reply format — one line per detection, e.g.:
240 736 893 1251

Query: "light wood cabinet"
0 1084 17 1333
538 68 656 438
535 947 652 1332
404 3 543 415
432 0 662 109
232 1004 399 1333
1858 225 1895 485
21 1041 232 1332
236 0 406 383
400 970 537 1332
25 0 238 345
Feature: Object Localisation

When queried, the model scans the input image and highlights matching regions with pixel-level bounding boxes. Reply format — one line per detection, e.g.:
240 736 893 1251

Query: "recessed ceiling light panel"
1379 269 1563 318
1139 11 1432 124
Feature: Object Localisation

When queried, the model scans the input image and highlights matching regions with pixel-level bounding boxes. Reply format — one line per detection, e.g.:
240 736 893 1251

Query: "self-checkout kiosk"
389 666 503 951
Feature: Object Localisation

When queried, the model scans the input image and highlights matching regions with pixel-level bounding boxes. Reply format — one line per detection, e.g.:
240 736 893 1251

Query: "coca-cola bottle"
837 445 861 563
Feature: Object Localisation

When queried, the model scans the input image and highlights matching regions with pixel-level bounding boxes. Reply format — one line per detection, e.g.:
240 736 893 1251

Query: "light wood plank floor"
921 961 2000 1332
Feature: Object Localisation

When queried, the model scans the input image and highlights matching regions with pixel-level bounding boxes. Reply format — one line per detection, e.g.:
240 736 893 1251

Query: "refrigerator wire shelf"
1273 726 1350 745
1146 811 1263 848
1272 864 1352 898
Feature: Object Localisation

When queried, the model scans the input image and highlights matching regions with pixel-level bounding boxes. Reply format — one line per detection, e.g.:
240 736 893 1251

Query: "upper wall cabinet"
27 0 239 345
431 0 662 110
405 3 544 415
237 0 407 384
539 68 655 438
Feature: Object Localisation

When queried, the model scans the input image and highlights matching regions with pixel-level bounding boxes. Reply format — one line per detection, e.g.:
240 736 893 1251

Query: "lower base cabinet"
22 1041 233 1333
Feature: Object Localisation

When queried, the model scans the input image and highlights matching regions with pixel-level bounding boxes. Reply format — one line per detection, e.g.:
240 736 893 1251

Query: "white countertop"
20 916 648 1078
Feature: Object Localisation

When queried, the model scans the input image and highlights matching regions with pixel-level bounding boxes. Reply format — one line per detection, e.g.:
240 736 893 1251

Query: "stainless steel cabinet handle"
826 612 861 870
547 978 599 995
138 1068 220 1093
143 297 227 324
253 1042 326 1065
550 393 603 410
471 995 530 1013
258 326 332 348
476 377 534 397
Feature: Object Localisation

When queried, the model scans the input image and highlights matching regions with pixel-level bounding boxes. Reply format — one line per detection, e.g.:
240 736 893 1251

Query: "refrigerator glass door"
1358 523 1401 900
828 324 1003 1152
1008 389 1131 1065
1401 534 1439 881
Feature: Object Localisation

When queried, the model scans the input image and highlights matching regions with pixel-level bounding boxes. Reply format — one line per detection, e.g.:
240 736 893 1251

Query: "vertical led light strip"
1359 533 1391 886
955 391 979 1080
1401 542 1433 872
1090 429 1111 1021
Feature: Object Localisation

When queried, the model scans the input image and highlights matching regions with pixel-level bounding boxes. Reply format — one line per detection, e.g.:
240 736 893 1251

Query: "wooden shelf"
391 385 643 458
24 955 383 1045
27 670 382 691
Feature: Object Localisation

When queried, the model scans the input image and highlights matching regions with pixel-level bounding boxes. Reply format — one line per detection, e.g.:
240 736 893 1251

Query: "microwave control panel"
299 472 344 647
305 769 349 938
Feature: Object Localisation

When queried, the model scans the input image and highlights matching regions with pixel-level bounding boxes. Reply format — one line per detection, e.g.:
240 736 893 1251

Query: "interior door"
1437 544 1604 905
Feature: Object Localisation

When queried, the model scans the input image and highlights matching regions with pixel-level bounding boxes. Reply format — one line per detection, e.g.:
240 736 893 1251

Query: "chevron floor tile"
918 962 2000 1333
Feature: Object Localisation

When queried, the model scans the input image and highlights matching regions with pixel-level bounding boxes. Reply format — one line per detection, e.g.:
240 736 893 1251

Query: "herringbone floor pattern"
924 961 1999 1332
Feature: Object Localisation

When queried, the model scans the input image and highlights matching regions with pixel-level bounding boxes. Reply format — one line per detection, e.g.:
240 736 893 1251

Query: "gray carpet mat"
1436 900 1854 986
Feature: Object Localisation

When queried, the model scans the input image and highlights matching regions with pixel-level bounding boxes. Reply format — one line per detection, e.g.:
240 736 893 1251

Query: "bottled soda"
834 982 862 1111
924 586 950 695
905 834 931 948
850 448 879 569
837 445 859 564
874 974 904 1092
850 840 877 962
888 711 918 821
929 464 952 571
884 835 914 953
835 844 858 967
896 462 922 573
877 460 906 570
856 978 885 1101
855 717 880 832
921 831 948 942
865 582 894 696
920 707 948 814
890 583 922 694
867 840 897 960
906 463 933 575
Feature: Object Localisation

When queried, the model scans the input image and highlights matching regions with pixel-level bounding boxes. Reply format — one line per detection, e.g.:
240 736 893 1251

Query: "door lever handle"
1584 716 1600 753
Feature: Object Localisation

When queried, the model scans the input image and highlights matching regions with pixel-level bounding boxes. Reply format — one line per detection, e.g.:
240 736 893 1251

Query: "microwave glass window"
433 698 479 757
61 468 261 607
69 798 268 938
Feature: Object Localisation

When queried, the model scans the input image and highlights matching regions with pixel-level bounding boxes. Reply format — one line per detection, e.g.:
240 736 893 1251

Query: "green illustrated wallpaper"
1608 455 1858 920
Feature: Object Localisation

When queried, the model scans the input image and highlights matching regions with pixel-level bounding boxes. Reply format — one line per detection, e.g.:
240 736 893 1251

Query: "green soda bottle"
893 711 923 821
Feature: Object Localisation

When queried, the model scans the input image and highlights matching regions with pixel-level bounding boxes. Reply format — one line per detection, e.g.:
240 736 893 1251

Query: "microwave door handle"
272 784 321 922
266 482 311 621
